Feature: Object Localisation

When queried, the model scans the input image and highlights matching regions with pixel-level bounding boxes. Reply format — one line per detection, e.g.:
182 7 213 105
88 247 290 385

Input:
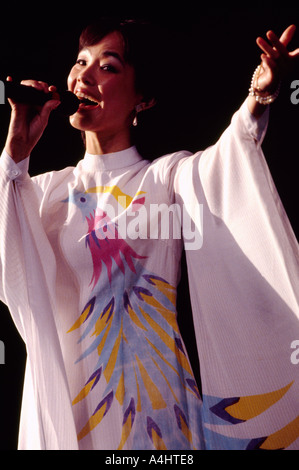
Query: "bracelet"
249 65 281 105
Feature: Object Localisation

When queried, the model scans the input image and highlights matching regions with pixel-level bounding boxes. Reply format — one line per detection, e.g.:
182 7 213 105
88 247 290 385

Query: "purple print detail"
101 297 114 323
175 337 185 354
92 391 114 417
133 286 152 300
147 416 163 442
123 291 132 313
85 367 102 391
81 296 96 323
174 404 188 430
123 398 136 426
186 378 201 400
143 274 169 285
210 397 244 425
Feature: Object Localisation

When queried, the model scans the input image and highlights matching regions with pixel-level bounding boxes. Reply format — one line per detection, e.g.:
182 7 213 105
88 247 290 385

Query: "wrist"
5 137 31 163
247 95 268 118
248 64 281 105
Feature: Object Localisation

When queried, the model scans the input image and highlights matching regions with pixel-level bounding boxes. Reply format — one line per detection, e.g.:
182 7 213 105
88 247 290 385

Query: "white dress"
0 99 298 450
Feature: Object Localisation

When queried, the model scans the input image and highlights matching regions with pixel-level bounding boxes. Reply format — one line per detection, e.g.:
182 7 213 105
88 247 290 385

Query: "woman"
0 18 298 450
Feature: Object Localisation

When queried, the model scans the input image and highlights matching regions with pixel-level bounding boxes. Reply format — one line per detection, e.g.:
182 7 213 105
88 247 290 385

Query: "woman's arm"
248 24 299 118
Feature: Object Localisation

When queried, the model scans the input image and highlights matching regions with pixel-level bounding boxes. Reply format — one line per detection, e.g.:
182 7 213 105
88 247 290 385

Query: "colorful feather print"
66 186 203 449
65 184 298 450
202 381 299 449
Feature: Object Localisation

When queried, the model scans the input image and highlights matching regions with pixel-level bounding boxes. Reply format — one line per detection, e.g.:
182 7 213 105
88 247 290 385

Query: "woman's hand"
5 78 61 163
248 24 299 117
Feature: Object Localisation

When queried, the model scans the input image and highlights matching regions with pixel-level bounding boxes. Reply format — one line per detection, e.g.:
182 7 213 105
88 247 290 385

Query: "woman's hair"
77 18 193 158
78 18 164 104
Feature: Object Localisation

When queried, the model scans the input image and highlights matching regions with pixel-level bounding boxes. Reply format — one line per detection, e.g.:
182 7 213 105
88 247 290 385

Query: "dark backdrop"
0 2 298 450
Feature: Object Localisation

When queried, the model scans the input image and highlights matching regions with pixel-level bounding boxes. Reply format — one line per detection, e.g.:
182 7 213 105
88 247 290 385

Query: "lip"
74 88 101 110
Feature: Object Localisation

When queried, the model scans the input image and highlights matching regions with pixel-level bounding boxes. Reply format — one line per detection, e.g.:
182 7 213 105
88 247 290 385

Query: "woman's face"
67 31 142 142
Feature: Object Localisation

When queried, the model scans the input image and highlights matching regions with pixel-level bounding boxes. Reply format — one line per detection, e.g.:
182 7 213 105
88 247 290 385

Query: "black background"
0 1 298 450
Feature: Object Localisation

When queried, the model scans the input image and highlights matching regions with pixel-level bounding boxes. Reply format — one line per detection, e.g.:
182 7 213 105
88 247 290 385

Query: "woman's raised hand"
248 24 299 116
5 78 61 163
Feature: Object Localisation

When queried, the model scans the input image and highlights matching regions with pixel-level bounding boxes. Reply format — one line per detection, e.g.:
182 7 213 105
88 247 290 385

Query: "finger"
289 47 299 58
20 80 50 93
256 36 279 59
39 99 61 121
266 30 289 57
279 24 296 46
48 85 60 100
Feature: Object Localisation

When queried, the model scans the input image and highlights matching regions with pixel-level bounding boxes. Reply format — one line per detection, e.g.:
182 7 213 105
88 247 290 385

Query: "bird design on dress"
65 185 203 449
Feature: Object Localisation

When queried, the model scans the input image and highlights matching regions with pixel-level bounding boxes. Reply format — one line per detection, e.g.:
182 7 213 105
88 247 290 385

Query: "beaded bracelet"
249 65 281 105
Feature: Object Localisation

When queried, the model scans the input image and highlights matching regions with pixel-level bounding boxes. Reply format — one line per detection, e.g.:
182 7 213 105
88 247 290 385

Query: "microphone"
4 81 80 115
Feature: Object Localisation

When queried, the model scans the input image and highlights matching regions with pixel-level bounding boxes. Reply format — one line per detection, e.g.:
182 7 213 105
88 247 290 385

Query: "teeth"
76 92 99 105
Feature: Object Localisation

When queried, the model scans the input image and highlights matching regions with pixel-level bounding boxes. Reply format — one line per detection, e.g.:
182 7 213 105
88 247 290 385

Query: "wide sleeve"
168 99 299 449
0 150 31 336
0 150 78 449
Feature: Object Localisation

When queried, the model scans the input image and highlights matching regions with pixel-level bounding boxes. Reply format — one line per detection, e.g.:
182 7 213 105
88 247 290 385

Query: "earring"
132 103 143 127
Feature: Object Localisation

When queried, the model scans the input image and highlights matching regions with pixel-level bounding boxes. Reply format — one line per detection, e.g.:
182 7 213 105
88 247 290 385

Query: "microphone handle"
5 81 56 105
4 81 80 115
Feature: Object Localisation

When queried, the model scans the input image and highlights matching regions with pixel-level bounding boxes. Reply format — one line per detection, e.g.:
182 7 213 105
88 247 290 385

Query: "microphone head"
58 91 80 115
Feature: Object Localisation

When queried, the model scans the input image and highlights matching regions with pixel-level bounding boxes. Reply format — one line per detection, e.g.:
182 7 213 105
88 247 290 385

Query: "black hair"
78 18 163 104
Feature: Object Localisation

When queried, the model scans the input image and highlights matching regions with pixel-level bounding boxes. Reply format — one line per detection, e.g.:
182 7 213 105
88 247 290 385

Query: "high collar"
82 146 144 172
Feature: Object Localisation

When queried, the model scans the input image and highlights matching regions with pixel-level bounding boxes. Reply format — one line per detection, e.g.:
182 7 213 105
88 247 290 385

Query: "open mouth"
76 92 100 109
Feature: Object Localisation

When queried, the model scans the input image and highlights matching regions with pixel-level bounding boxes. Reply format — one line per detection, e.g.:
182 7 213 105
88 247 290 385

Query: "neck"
85 129 133 155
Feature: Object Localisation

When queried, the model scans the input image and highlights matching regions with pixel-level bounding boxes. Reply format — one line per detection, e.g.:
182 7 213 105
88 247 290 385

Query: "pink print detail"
85 208 146 288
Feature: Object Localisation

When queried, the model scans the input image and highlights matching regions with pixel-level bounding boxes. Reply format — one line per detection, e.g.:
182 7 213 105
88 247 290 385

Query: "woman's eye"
100 64 117 73
76 59 86 66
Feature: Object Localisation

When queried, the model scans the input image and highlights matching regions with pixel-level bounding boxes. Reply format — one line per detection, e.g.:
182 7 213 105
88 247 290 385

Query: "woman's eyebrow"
101 50 125 66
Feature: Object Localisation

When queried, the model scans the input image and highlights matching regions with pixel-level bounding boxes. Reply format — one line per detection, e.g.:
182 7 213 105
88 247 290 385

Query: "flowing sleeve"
170 99 299 449
0 150 78 449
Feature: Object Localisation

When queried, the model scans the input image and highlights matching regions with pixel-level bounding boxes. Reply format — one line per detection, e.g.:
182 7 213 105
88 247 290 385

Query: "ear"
136 97 157 113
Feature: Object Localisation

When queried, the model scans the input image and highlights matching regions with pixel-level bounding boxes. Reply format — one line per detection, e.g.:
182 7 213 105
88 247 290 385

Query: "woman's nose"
77 64 97 86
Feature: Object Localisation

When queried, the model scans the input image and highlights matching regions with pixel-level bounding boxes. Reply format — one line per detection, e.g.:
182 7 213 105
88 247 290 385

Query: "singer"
0 18 298 450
